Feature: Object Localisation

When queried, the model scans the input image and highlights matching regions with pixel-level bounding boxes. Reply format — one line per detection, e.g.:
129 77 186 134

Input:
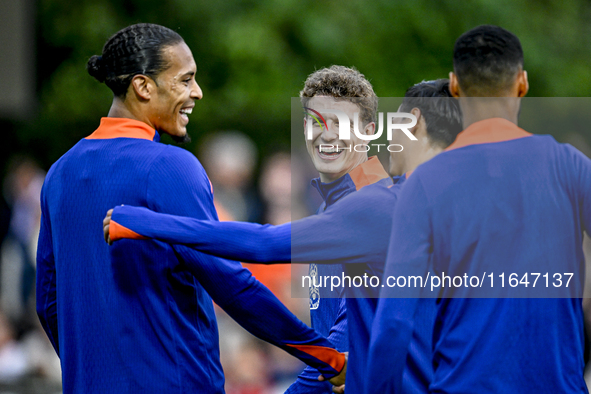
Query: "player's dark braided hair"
87 23 183 97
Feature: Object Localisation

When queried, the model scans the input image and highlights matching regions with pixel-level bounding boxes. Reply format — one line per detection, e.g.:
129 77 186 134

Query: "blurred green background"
2 0 591 175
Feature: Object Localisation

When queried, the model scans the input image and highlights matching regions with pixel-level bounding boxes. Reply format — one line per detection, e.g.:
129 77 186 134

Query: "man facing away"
367 25 591 393
35 23 346 394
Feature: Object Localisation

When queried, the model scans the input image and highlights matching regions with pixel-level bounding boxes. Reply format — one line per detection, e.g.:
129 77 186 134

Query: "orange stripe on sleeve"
110 220 149 242
286 344 345 373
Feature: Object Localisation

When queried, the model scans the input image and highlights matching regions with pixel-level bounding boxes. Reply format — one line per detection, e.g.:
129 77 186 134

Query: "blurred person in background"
0 310 27 382
200 131 262 223
259 151 310 224
0 157 61 389
247 152 308 307
251 152 310 390
206 146 307 393
2 157 44 324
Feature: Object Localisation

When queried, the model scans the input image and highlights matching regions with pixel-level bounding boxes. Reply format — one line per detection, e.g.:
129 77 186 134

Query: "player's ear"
131 75 153 100
449 72 461 98
364 121 376 136
410 108 422 136
516 70 529 98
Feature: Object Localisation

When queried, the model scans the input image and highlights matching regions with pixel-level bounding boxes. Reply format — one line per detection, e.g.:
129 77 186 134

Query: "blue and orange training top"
367 118 591 393
36 117 345 394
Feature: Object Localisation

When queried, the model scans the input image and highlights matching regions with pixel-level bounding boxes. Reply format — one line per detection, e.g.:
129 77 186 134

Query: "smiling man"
304 95 374 182
35 24 346 394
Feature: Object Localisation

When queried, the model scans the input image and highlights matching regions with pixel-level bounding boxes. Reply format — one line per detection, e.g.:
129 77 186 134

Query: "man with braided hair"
36 23 346 393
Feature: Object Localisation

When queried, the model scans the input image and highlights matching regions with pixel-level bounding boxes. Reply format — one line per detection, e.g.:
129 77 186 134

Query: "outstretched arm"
104 181 396 265
106 206 291 263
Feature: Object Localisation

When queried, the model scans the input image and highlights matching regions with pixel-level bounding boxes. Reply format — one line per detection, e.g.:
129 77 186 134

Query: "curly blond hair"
300 65 378 124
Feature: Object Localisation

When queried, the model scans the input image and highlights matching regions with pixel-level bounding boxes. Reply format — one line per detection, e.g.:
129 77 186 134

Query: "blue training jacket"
36 117 345 394
368 118 591 393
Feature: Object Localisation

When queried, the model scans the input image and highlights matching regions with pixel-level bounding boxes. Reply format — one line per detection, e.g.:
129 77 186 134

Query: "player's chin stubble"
171 133 192 144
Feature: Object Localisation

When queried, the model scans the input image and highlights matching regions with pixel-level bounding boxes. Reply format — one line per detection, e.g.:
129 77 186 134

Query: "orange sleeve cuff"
286 344 346 373
110 220 149 242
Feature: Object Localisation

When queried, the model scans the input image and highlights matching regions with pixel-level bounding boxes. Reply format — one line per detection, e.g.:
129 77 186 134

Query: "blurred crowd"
0 156 61 393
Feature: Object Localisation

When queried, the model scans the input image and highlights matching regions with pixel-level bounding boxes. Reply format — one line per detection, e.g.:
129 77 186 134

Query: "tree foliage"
11 0 591 170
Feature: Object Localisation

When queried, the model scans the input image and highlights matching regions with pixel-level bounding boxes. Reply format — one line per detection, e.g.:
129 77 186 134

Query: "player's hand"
318 352 347 388
332 384 345 393
103 209 113 245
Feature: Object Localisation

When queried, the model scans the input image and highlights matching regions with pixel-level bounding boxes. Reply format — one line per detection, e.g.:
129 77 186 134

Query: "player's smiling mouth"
179 106 193 123
317 146 345 160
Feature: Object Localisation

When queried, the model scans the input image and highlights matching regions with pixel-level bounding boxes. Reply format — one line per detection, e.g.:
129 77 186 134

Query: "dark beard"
171 133 192 144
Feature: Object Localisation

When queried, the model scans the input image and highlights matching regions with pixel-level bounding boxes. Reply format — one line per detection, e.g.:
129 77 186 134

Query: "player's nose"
191 80 203 100
321 121 339 141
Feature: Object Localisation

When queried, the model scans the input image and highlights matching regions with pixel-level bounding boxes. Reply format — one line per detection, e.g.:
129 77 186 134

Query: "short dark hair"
453 25 523 96
87 23 184 97
300 66 378 124
400 79 463 148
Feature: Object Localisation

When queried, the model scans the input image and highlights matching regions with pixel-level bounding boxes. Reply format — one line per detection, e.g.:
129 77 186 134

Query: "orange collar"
349 156 390 190
86 117 157 141
446 118 532 152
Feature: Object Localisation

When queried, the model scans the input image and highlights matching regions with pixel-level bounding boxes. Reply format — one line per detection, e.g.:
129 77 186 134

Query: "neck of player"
458 97 522 130
319 155 368 183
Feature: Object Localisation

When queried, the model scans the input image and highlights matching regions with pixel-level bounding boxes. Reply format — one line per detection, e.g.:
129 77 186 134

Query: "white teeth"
319 147 341 153
180 108 193 115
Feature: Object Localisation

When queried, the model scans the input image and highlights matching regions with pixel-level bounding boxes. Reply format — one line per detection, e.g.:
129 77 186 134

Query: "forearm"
36 258 59 354
290 193 392 264
176 245 345 378
285 367 333 394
